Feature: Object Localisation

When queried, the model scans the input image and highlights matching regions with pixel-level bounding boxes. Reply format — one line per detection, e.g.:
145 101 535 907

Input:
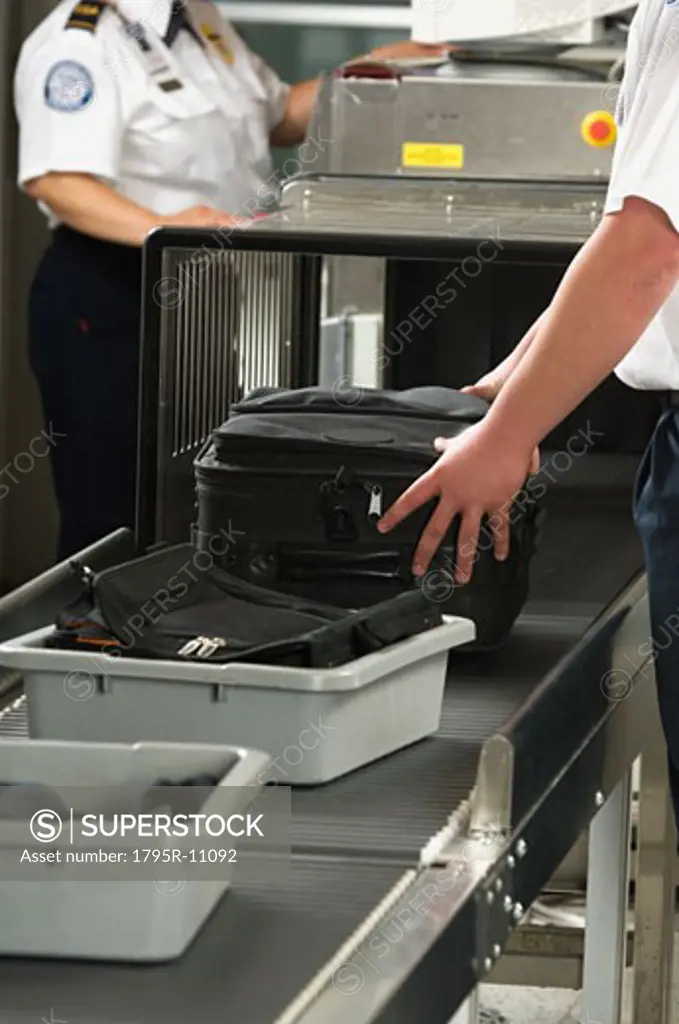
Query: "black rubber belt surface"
0 699 26 737
0 857 406 1024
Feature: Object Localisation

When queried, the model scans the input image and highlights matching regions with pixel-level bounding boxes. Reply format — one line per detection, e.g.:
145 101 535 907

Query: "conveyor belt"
287 457 643 858
0 466 640 861
0 456 644 1024
0 858 408 1024
0 698 25 736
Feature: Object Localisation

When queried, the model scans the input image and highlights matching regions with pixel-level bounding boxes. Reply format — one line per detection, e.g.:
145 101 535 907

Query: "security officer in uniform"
379 0 679 832
16 0 445 560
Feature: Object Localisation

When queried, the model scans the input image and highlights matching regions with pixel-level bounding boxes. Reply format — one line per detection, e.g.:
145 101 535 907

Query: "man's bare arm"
378 195 679 578
270 80 320 148
25 173 239 246
485 196 679 452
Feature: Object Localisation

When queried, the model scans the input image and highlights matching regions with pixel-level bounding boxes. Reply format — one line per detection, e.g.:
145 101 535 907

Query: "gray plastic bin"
0 739 270 961
0 619 475 785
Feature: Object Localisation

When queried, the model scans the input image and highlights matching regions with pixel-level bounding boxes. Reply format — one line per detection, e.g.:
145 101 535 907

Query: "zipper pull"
203 637 227 659
367 485 383 521
179 637 203 658
179 636 227 659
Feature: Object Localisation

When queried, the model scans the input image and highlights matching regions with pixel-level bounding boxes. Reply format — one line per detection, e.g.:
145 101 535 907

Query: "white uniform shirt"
14 0 290 225
606 0 679 389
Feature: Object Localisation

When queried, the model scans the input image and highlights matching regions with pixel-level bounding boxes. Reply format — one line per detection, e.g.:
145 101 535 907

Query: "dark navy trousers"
29 228 142 561
634 406 679 829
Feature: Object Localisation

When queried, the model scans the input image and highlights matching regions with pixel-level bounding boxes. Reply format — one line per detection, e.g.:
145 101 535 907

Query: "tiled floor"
480 987 577 1023
479 939 679 1023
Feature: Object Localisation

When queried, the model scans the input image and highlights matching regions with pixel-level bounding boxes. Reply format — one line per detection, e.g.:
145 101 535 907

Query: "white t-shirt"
607 0 679 389
14 0 291 223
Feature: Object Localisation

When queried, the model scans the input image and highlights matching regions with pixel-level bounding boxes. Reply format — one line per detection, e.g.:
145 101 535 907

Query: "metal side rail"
0 528 136 646
260 573 654 1024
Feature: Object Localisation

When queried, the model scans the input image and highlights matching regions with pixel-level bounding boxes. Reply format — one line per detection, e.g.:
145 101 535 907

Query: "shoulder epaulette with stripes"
64 1 107 34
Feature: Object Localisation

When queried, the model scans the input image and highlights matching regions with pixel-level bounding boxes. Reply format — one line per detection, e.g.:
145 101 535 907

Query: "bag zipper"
321 469 384 524
366 484 383 521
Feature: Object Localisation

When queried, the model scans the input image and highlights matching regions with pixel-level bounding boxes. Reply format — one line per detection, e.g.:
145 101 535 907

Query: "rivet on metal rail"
515 839 527 859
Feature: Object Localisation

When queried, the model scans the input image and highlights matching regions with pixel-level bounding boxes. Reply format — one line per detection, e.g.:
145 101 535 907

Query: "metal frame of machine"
304 70 620 185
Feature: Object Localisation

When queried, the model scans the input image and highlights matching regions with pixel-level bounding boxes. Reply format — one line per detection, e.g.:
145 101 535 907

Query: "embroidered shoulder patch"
44 61 95 112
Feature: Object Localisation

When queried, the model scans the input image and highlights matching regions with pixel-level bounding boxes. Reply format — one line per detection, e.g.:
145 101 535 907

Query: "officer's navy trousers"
635 406 679 829
29 227 142 561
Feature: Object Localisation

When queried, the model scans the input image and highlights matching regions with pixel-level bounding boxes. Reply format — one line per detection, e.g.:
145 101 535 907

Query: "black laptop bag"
47 544 441 668
194 387 542 649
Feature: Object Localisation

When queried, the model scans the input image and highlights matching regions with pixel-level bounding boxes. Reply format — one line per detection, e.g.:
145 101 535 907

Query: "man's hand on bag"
378 420 535 584
462 375 541 475
461 373 505 404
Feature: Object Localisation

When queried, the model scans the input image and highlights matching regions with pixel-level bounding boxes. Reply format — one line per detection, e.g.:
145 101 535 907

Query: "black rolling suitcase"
195 387 542 649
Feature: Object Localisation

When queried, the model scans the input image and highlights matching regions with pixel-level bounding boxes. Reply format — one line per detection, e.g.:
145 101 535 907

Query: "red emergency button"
581 110 617 148
590 119 612 141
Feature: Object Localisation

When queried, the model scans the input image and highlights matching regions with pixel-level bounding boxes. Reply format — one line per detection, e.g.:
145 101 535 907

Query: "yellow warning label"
402 143 465 170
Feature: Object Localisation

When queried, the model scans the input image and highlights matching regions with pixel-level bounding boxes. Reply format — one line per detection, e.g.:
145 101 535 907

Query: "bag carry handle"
277 547 414 585
230 386 489 423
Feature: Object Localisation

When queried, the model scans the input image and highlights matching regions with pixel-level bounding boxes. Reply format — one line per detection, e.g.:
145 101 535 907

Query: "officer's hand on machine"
364 41 455 62
24 173 253 248
160 206 251 229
